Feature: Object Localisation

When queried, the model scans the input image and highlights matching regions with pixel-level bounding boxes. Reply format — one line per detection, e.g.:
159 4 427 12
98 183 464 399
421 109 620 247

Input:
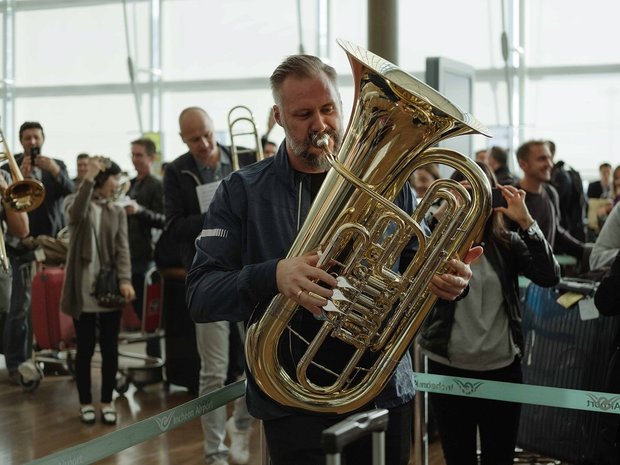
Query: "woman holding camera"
60 156 134 425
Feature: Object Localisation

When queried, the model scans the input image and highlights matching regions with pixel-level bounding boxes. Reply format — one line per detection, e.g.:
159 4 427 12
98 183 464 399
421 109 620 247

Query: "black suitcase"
517 280 620 464
161 272 200 394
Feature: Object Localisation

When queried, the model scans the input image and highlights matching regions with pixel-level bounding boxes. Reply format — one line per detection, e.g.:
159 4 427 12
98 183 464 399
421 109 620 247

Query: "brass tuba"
245 40 492 414
227 105 265 171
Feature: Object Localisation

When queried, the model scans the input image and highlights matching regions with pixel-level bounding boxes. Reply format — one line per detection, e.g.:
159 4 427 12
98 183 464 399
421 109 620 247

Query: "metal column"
2 0 16 141
367 0 398 64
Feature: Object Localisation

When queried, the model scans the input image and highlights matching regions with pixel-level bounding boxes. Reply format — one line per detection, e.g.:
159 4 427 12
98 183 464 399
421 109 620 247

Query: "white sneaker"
209 458 228 465
18 361 41 383
225 417 251 465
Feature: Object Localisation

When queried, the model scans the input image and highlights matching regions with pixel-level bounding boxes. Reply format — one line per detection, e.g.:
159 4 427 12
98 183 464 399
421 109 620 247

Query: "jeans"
2 257 34 374
196 321 252 461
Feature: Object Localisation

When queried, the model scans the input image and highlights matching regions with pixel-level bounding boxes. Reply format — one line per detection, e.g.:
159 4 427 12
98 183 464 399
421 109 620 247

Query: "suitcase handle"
321 408 389 454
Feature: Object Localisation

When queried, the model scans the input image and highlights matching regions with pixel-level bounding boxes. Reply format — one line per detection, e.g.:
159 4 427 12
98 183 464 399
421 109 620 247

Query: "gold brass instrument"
227 105 265 171
0 213 8 271
245 40 493 414
0 127 46 213
0 125 46 271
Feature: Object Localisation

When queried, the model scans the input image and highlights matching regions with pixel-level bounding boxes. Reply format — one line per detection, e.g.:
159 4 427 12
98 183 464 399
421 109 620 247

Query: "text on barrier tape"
414 372 620 415
25 379 246 465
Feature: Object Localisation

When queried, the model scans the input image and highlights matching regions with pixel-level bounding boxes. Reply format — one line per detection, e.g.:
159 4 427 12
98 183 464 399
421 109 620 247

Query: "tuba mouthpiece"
312 133 330 149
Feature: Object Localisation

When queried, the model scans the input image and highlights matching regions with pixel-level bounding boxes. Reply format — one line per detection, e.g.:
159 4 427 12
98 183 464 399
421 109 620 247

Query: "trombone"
227 105 264 171
0 127 46 213
0 125 46 270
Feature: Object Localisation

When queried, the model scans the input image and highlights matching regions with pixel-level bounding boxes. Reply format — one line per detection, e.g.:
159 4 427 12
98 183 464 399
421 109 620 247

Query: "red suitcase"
32 267 74 350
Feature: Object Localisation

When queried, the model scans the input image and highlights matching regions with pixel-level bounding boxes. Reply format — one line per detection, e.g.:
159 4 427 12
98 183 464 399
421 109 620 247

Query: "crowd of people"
1 50 618 465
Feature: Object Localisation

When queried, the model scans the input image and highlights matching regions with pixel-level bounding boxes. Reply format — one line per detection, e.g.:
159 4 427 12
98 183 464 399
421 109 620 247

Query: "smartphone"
492 187 508 208
30 146 40 164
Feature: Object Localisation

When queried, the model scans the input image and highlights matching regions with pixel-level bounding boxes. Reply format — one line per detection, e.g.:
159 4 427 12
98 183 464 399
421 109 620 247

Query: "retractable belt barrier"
27 373 620 464
414 373 620 415
26 379 246 465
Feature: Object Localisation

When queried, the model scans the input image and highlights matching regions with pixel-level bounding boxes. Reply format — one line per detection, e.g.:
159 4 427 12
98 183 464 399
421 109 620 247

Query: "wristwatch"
524 221 538 239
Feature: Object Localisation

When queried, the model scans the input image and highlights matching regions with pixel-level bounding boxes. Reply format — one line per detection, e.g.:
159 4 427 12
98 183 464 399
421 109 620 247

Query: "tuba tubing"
245 40 492 414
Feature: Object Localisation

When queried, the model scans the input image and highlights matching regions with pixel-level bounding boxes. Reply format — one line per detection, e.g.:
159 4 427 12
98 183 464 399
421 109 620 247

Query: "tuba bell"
245 40 492 414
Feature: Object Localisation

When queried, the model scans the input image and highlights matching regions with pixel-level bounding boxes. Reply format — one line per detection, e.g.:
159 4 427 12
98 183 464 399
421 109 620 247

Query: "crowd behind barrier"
1 92 619 465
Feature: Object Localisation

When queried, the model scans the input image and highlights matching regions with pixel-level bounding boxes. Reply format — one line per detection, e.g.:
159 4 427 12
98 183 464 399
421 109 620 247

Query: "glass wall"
1 0 618 182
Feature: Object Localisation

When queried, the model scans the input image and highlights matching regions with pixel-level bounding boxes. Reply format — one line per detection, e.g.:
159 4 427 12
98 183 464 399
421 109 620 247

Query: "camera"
491 187 508 208
30 146 40 165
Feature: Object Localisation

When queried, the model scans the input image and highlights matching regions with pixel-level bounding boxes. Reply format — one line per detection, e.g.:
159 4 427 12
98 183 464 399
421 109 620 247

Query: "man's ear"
179 132 186 144
273 105 283 127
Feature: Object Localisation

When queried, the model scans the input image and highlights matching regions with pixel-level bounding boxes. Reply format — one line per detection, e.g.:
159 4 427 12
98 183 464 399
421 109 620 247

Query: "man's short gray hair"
269 55 338 106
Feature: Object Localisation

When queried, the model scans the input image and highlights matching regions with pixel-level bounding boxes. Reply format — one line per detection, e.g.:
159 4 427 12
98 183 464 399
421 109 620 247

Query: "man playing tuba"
187 53 483 465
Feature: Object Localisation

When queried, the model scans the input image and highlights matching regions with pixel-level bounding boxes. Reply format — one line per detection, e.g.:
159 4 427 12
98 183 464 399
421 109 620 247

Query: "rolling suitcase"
31 267 74 350
517 279 620 465
322 409 388 465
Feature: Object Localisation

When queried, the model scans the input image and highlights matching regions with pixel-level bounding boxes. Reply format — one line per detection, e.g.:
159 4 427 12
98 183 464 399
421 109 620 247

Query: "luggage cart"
18 266 75 393
115 267 165 393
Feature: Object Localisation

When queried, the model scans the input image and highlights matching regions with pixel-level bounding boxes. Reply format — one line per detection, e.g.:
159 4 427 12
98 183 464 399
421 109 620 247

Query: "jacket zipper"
296 177 303 231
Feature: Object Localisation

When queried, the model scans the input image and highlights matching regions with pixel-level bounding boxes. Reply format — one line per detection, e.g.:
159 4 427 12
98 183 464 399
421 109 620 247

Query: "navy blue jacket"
187 144 417 420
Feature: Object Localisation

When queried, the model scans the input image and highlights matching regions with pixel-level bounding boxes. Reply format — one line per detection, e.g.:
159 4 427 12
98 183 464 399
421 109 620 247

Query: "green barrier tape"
27 373 620 464
26 379 246 465
414 372 620 415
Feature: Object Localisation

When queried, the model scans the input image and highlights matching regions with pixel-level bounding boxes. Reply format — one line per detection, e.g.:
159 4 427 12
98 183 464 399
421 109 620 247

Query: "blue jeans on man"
3 257 34 376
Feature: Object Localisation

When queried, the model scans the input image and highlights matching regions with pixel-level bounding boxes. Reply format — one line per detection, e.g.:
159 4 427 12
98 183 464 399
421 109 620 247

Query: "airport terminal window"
13 94 140 176
528 0 620 67
14 3 148 86
163 0 318 80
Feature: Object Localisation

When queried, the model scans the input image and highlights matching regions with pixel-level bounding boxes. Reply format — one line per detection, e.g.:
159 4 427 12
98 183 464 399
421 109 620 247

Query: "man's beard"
286 127 342 171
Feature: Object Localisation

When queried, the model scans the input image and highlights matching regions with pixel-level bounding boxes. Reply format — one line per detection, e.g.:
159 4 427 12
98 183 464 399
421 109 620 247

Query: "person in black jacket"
163 107 254 465
594 251 620 315
187 53 482 465
512 140 589 264
124 137 164 357
419 162 560 465
1 121 74 384
487 146 517 186
588 162 612 200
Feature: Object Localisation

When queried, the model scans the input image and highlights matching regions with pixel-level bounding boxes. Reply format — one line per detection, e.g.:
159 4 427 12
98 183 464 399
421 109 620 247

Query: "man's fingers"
463 246 484 265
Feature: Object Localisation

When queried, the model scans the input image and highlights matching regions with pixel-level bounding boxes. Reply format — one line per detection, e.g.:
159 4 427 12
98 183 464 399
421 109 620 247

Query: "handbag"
92 224 126 308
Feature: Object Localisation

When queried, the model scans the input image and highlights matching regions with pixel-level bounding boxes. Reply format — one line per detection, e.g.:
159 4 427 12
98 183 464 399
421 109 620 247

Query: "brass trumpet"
227 105 264 171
